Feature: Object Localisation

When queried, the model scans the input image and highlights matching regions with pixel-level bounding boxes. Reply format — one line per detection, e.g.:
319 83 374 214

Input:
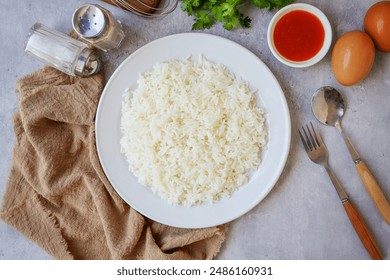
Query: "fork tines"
298 122 322 151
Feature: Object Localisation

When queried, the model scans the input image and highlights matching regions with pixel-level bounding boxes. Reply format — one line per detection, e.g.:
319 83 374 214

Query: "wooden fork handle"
355 160 390 224
343 200 383 260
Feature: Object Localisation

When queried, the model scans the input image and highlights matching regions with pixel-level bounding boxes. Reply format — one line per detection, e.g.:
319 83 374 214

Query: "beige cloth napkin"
0 66 226 260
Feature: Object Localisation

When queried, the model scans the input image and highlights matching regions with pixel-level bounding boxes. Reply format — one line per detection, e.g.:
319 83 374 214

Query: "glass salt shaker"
25 23 101 77
72 4 125 52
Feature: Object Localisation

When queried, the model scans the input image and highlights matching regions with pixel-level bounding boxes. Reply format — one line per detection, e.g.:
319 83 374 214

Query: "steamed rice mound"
120 56 267 206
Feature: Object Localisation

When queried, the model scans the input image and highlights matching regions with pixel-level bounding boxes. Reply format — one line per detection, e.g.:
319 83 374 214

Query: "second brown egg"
331 30 375 86
364 1 390 52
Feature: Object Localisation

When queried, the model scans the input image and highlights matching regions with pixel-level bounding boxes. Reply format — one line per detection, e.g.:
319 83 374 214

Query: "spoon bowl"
311 86 345 128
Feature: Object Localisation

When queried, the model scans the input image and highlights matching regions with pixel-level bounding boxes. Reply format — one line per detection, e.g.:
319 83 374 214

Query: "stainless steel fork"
299 122 382 260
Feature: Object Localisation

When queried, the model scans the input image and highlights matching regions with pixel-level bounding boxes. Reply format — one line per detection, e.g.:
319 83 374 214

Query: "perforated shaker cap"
72 4 107 38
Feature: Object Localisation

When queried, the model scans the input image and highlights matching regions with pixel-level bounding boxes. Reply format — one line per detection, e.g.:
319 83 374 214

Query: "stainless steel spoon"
311 86 390 224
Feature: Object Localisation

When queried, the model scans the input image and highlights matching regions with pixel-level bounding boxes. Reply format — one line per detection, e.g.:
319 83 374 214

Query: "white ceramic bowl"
267 3 332 68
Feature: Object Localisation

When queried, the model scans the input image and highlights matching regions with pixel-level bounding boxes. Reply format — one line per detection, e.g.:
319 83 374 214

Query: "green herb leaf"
181 0 194 16
239 15 252 28
221 3 235 18
250 0 272 9
192 11 214 30
251 0 292 9
212 6 224 22
223 16 239 30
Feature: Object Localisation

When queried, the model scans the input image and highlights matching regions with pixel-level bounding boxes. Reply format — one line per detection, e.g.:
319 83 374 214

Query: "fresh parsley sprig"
181 0 293 30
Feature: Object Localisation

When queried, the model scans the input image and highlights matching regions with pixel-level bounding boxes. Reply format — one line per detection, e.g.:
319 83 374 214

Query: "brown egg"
364 1 390 52
331 30 375 86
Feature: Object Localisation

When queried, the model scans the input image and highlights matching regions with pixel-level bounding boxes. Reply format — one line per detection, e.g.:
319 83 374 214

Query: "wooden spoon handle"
355 160 390 224
343 200 383 260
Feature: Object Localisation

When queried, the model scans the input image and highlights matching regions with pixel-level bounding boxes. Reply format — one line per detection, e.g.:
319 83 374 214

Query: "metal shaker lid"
72 4 107 38
74 48 101 77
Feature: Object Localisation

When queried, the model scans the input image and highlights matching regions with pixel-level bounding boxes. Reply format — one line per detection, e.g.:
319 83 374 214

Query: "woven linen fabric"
0 66 226 259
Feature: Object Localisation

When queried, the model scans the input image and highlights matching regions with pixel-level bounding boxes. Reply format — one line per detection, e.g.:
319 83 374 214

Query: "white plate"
95 33 291 229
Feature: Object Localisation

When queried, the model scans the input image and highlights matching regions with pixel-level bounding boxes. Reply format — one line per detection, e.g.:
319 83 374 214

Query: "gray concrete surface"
1 0 389 260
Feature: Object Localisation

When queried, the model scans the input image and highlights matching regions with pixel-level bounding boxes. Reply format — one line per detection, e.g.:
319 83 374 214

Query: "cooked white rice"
120 56 267 206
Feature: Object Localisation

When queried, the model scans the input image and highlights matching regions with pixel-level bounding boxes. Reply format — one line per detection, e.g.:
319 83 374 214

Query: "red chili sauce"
273 10 325 62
